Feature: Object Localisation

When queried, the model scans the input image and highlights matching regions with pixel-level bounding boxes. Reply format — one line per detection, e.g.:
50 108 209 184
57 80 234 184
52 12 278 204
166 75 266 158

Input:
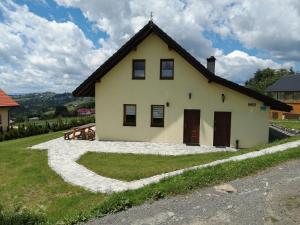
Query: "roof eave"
0 104 19 108
270 104 292 112
72 21 292 112
73 22 155 97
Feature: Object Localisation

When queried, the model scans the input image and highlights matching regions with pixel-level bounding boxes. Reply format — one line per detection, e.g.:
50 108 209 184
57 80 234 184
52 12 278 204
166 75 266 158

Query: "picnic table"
64 123 95 141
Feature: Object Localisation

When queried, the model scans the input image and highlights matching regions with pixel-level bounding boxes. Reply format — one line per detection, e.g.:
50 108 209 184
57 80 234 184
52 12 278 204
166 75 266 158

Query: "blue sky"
14 0 107 47
15 0 257 55
0 0 299 93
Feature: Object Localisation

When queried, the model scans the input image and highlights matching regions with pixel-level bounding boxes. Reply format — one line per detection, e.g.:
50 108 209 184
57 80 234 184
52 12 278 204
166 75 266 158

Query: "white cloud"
56 0 300 62
0 0 297 93
55 0 297 83
0 1 110 93
56 0 218 59
215 50 294 84
204 0 300 61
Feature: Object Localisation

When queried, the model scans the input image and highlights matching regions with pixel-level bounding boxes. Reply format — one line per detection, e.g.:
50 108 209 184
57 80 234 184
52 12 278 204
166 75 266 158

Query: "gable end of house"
73 21 292 112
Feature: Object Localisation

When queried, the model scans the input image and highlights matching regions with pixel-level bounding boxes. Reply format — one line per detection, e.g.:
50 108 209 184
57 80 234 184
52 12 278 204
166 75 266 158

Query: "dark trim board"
73 21 292 112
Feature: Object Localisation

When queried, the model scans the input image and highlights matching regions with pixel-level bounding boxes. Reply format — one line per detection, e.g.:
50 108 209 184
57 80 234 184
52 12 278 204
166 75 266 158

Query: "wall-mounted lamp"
188 92 192 99
166 102 170 107
221 93 225 102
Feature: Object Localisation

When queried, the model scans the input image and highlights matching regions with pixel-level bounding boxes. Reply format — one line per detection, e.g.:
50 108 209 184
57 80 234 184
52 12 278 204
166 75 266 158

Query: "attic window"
160 59 174 79
123 104 136 126
132 59 145 79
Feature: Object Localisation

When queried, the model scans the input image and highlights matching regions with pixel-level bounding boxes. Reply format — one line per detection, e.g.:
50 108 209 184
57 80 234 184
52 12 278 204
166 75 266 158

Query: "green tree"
54 105 69 117
245 67 295 93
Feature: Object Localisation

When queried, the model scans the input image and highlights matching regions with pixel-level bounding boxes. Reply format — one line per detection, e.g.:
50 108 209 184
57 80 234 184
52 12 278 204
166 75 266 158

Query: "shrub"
0 116 95 142
0 205 46 225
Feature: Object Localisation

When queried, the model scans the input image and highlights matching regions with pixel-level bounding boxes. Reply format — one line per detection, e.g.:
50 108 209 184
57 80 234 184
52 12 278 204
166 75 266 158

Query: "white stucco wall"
95 33 269 148
0 108 9 131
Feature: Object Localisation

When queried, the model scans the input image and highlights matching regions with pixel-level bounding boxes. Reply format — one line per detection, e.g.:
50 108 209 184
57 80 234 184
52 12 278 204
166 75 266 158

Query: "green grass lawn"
1 132 300 224
272 120 300 130
0 132 106 224
77 151 246 181
80 146 300 225
77 135 300 181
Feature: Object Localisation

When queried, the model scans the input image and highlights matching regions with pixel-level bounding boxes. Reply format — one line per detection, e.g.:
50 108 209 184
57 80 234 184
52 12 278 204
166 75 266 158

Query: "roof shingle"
0 89 19 107
267 74 300 92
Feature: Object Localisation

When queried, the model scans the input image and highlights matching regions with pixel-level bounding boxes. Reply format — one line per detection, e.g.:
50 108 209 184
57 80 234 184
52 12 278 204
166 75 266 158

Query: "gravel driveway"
84 159 300 225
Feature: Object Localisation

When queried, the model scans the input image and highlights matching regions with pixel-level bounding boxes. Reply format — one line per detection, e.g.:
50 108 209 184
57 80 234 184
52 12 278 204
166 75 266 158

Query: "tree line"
0 116 95 142
245 67 296 94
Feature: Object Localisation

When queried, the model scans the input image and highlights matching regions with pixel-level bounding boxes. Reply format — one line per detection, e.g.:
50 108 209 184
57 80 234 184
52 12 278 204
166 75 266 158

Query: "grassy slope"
1 132 300 224
0 132 105 224
77 151 248 181
77 135 300 181
75 146 300 225
272 120 300 130
10 92 94 119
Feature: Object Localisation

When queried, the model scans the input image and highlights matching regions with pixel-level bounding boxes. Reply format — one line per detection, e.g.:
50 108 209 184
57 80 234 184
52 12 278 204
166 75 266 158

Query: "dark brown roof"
0 89 19 107
73 21 292 112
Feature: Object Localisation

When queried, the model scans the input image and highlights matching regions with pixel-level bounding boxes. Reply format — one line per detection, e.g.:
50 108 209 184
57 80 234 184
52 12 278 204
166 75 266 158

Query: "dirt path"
84 160 300 225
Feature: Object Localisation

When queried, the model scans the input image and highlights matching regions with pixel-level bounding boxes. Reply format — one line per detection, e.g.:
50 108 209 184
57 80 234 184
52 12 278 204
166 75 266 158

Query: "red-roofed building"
77 108 95 116
0 89 19 131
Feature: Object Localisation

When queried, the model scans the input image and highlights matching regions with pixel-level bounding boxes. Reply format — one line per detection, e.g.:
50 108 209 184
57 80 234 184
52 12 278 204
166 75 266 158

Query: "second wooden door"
213 112 231 147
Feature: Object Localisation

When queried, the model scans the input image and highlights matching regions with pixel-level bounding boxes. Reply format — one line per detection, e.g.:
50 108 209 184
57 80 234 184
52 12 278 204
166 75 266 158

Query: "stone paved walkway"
30 138 300 193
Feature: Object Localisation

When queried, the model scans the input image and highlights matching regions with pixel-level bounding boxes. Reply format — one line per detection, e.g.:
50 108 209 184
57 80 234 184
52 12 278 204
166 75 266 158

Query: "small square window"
151 105 164 127
124 104 136 126
132 60 145 79
160 59 174 79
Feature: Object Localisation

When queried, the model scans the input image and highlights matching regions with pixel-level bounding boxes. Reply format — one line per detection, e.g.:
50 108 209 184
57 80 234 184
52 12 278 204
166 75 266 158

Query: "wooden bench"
64 130 73 140
86 128 96 141
64 123 95 141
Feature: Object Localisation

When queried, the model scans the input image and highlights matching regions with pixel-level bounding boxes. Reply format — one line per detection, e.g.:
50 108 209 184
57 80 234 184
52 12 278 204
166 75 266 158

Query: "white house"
73 21 291 148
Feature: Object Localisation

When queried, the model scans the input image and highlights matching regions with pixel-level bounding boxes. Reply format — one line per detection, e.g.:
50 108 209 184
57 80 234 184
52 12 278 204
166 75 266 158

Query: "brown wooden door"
183 110 200 145
213 112 231 147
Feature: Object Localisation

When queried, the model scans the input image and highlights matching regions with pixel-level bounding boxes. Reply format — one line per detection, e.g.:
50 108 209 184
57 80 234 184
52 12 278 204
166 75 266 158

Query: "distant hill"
10 92 94 121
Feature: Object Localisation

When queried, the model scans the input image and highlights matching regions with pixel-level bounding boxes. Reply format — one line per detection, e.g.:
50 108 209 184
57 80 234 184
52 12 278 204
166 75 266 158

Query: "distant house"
77 108 95 116
267 74 300 120
0 89 19 131
73 21 291 148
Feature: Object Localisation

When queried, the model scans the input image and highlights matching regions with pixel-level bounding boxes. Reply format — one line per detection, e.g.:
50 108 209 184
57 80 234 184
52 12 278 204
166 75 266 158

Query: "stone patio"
30 138 300 193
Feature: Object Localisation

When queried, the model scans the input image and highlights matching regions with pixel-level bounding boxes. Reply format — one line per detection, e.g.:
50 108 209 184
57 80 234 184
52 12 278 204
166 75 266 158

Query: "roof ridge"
72 21 291 112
